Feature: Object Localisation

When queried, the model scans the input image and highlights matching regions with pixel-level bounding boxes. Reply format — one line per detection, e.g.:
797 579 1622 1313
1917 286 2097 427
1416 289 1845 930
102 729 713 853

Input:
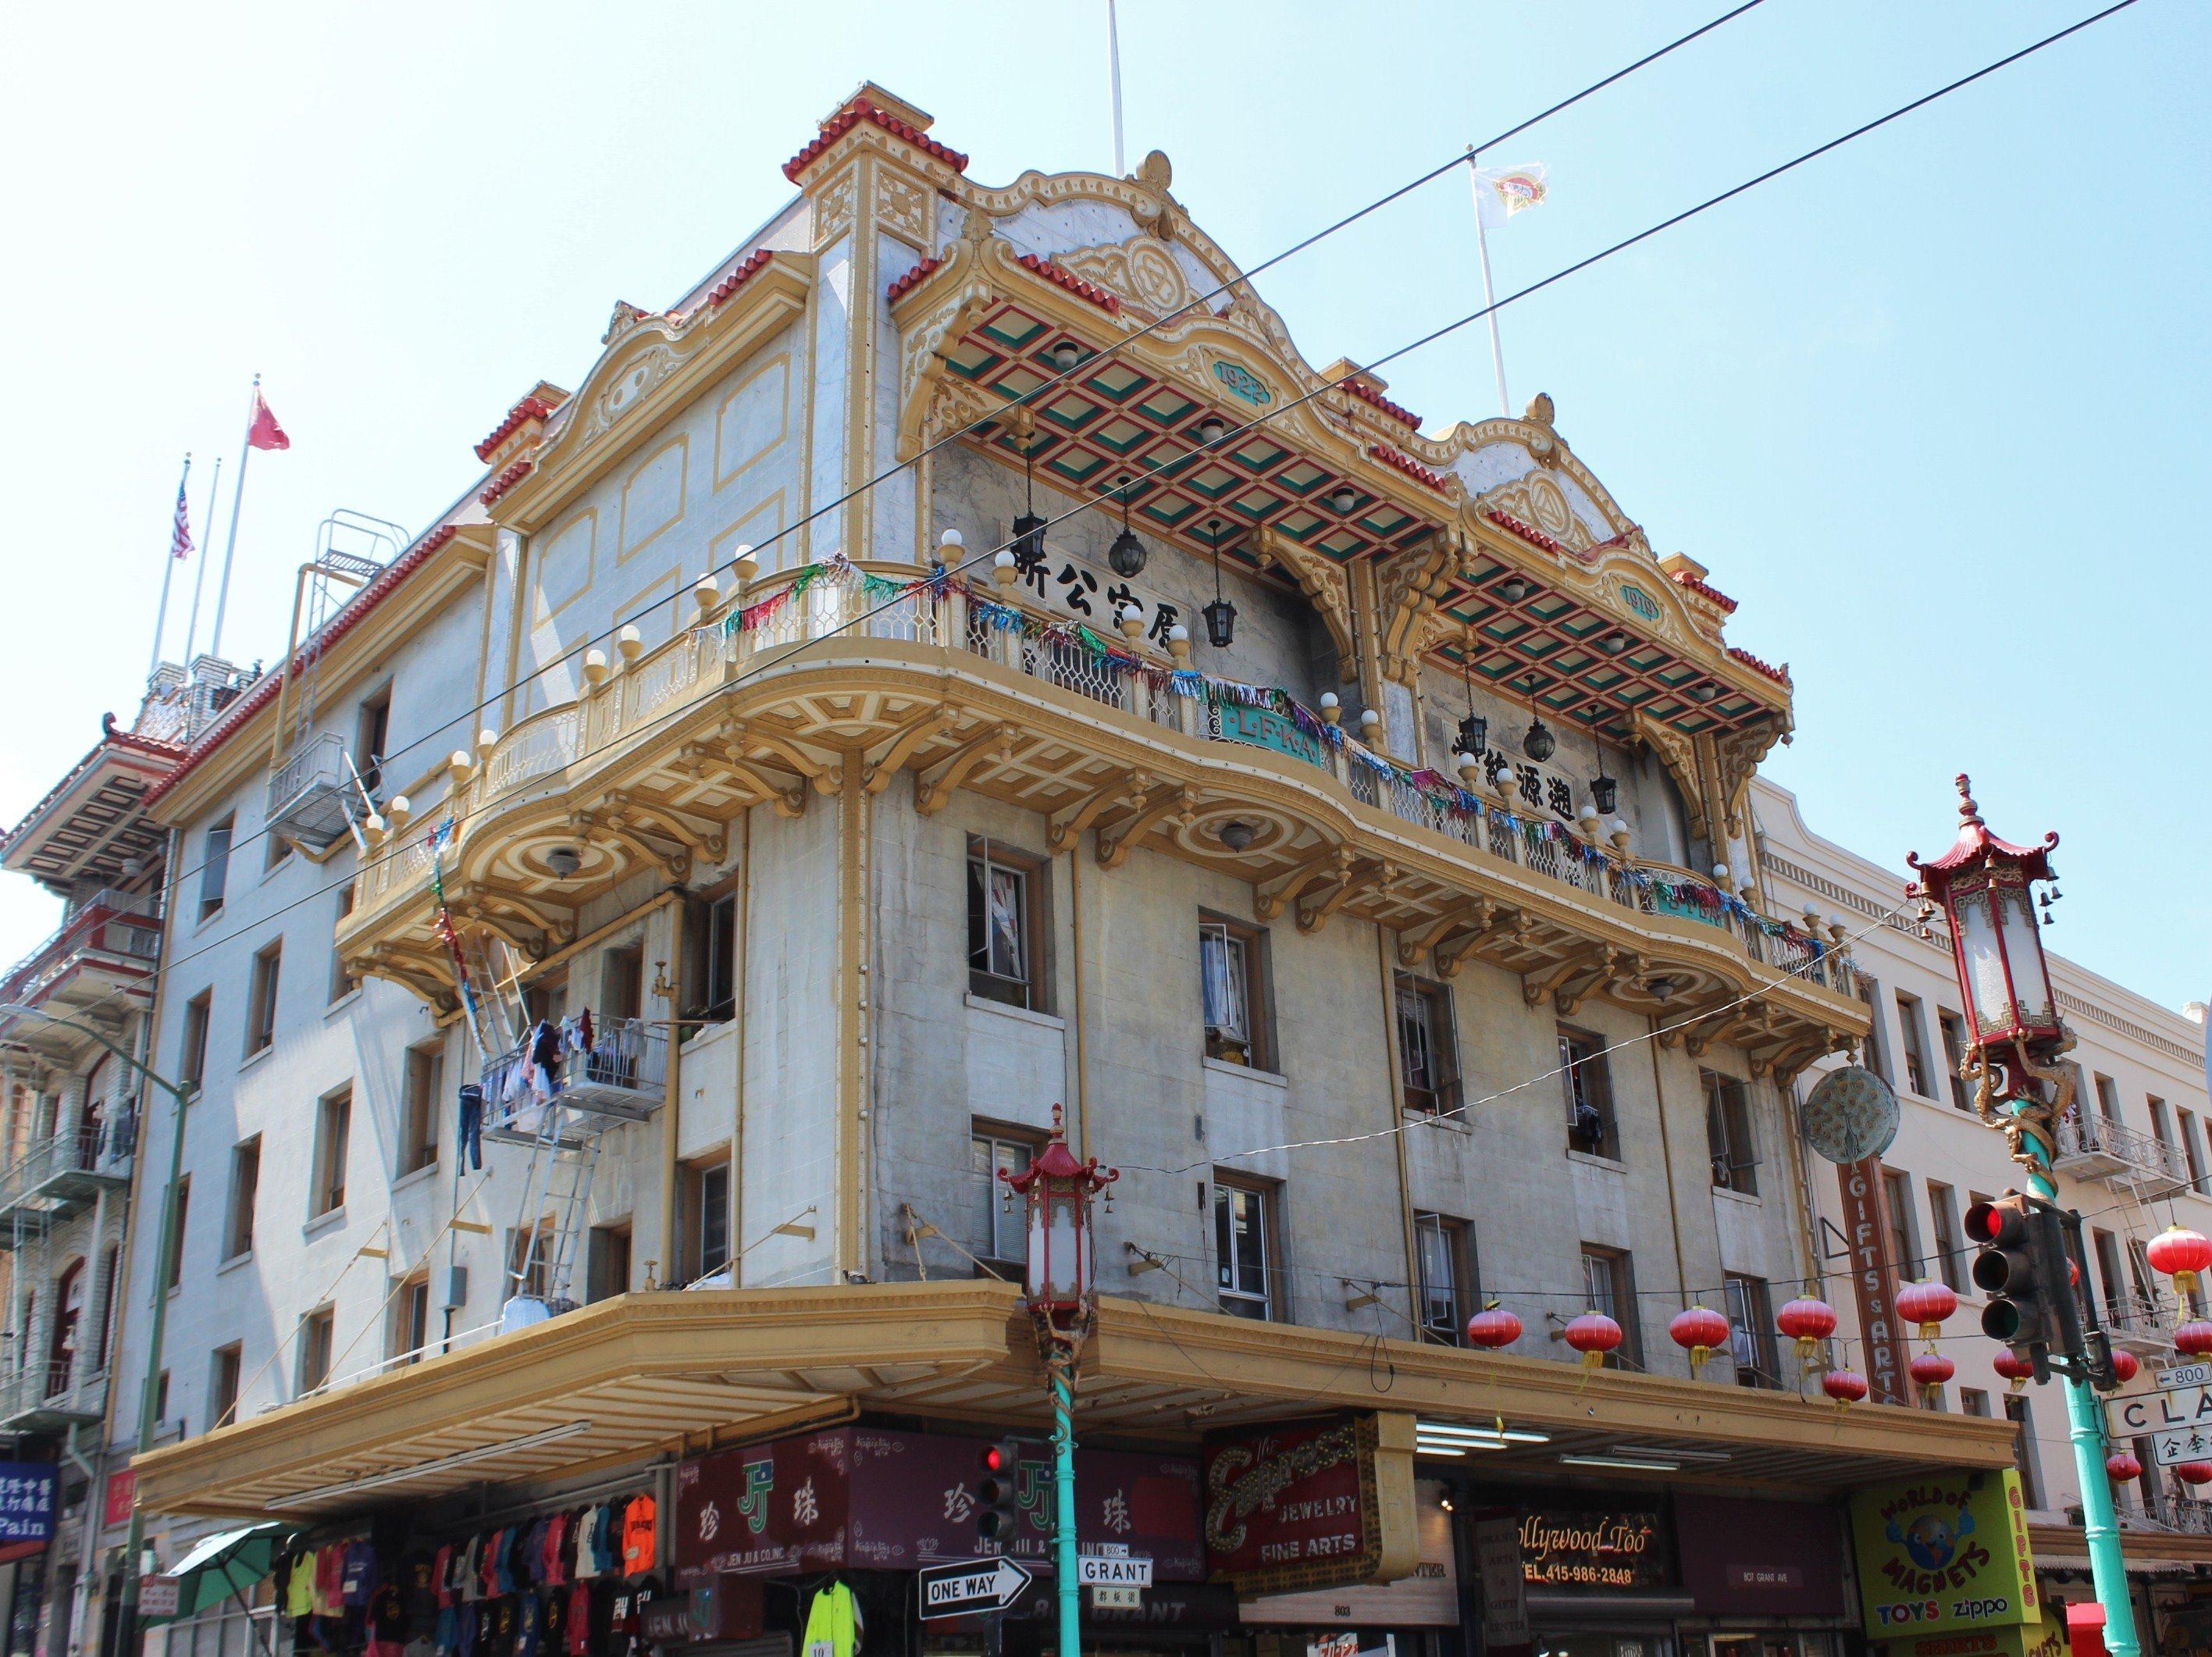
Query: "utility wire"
119 2 1774 902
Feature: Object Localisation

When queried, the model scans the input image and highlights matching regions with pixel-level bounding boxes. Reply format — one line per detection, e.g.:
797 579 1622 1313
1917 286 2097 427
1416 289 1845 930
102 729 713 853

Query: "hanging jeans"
458 1083 485 1171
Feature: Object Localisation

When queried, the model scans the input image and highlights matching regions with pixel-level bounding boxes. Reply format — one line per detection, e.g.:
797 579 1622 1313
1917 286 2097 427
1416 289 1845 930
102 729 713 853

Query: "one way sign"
918 1558 1035 1620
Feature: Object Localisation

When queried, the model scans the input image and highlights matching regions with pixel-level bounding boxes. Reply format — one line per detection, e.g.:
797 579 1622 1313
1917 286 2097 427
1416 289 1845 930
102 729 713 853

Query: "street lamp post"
1000 1108 1117 1657
3 1004 191 1657
1905 779 2139 1657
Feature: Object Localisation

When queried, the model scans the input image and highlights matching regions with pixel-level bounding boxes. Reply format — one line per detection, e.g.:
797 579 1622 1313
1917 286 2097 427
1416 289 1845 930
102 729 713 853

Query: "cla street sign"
1078 1555 1153 1587
2107 1383 2212 1439
919 1559 1034 1620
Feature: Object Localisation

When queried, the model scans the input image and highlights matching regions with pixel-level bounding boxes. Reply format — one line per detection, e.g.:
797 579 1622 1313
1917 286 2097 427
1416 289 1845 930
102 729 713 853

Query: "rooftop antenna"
1106 0 1126 177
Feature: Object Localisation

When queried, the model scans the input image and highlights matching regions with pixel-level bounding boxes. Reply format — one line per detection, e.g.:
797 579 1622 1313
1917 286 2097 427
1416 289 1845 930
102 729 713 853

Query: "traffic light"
978 1440 1022 1544
1965 1192 2084 1380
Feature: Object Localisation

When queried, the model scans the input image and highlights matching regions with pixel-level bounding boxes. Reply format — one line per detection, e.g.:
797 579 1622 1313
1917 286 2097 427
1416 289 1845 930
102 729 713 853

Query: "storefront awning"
133 1282 2020 1522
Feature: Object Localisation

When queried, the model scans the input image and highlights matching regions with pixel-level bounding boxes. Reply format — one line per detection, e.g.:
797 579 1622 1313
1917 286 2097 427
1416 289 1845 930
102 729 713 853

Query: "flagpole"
1468 151 1512 418
182 454 223 666
148 454 191 680
1106 0 1126 177
209 373 259 661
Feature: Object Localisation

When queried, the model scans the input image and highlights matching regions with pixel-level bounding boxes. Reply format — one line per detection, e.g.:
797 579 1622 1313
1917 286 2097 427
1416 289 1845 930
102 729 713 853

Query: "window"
1414 1213 1473 1344
390 1277 430 1366
244 940 282 1056
508 1223 554 1300
223 1138 260 1260
602 945 644 1023
2094 1074 2121 1122
1200 918 1272 1069
198 816 233 921
690 1162 731 1281
91 1247 119 1372
2004 1393 2043 1507
329 882 358 1002
1702 1070 1758 1195
1936 1010 1970 1109
165 1176 191 1291
154 1369 170 1429
399 1042 442 1178
968 839 1045 1011
1395 975 1461 1116
1927 1181 1964 1294
1961 1387 1991 1418
356 688 392 800
2150 1096 2174 1147
1894 993 1932 1097
699 894 737 1022
1214 1178 1278 1320
971 1127 1038 1271
179 991 211 1092
297 1306 335 1395
1854 975 1890 1085
587 1224 632 1302
1558 1027 1617 1160
209 1344 242 1429
2182 1110 2207 1192
1725 1273 1779 1388
1883 1169 1922 1280
1579 1245 1639 1367
311 1087 351 1217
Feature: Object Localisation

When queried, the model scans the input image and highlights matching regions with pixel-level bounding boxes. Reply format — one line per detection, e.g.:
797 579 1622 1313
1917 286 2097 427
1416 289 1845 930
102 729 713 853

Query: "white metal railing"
0 1359 107 1424
0 890 161 1007
0 1111 136 1210
351 567 1854 997
479 1012 667 1123
2057 1114 2192 1185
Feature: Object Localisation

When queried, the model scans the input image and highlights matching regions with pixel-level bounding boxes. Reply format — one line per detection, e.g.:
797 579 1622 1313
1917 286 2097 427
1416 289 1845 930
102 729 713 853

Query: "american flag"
169 475 193 561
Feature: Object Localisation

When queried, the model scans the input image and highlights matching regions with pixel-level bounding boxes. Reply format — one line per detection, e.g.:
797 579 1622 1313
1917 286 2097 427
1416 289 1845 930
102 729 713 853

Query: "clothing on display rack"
801 1580 862 1657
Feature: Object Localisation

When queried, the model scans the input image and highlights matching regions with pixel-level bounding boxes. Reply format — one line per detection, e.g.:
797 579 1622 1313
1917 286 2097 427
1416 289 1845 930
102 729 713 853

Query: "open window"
1200 916 1273 1070
1558 1025 1617 1160
1395 975 1460 1115
967 838 1047 1012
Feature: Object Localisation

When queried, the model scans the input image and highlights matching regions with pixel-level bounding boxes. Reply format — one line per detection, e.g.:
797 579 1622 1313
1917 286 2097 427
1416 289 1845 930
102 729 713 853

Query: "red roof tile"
474 394 558 464
1341 377 1420 430
784 97 969 184
886 255 944 305
1670 568 1739 614
1484 508 1565 557
702 248 776 311
1015 254 1120 315
479 459 534 509
1727 645 1790 686
1367 444 1448 494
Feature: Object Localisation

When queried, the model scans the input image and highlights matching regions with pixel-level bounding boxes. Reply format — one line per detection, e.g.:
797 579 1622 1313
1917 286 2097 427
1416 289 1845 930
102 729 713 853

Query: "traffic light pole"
2012 1103 2139 1657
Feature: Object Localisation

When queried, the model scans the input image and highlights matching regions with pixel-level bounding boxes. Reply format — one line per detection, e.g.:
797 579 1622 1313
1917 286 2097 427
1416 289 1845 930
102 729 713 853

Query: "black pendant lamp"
1106 473 1147 578
1012 454 1046 564
1520 677 1555 762
1202 518 1237 648
1590 736 1619 815
1455 649 1487 757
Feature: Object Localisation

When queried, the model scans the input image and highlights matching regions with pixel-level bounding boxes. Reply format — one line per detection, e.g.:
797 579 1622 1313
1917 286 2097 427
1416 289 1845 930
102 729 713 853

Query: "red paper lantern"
1669 1306 1730 1374
1893 1280 1959 1343
1565 1310 1625 1369
1776 1296 1837 1359
2178 1321 2212 1356
1822 1369 1869 1406
1466 1306 1523 1350
1992 1351 2036 1392
2110 1349 2141 1384
2177 1462 2212 1487
2107 1450 2143 1483
2149 1228 2212 1299
1910 1352 1956 1389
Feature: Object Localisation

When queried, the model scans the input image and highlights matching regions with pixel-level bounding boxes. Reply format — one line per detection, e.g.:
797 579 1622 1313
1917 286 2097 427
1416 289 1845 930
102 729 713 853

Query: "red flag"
247 388 290 451
169 475 193 560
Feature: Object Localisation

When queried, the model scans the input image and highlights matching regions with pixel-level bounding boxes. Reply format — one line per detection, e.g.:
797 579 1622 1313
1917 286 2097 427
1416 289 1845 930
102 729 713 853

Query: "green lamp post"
3 1003 192 1657
1907 779 2138 1657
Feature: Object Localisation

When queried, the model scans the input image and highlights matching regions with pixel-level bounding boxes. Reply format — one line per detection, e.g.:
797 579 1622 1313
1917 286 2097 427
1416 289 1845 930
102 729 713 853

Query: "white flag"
1470 162 1548 230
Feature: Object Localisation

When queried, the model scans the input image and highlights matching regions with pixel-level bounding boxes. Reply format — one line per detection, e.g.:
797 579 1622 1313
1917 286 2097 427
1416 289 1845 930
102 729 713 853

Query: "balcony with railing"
0 888 161 1030
0 1358 108 1434
341 566 1861 1063
0 1114 136 1233
2054 1112 2192 1197
479 1014 666 1139
265 731 367 854
2100 1292 2178 1357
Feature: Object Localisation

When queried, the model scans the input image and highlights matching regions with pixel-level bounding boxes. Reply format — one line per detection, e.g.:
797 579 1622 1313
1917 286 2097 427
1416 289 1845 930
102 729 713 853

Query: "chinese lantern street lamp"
1002 1108 1117 1657
1907 775 2139 1657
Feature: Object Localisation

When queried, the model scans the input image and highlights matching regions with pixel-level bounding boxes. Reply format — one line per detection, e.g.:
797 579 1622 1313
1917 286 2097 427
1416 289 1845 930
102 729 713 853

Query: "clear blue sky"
2 1 2203 1013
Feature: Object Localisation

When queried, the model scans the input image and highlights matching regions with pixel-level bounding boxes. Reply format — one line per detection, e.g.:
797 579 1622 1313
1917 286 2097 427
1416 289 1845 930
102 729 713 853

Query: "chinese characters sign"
1517 1510 1667 1590
0 1466 55 1544
992 543 1184 649
1850 1469 2038 1637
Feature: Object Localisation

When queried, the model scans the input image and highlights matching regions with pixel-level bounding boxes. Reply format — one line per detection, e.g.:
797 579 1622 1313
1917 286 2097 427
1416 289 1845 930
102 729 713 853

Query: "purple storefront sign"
1673 1494 1845 1616
676 1427 1202 1584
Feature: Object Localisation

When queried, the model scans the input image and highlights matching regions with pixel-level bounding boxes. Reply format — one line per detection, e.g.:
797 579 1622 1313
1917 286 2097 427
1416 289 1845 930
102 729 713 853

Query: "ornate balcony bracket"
1434 907 1527 982
1254 845 1349 923
1047 769 1150 857
1398 900 1491 968
1095 783 1195 871
1557 947 1645 1018
1297 857 1395 936
863 705 957 795
916 724 1017 818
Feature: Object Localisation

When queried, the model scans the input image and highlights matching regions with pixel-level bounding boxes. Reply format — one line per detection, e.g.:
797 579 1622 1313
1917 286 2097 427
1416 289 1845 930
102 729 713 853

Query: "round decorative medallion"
1801 1065 1900 1164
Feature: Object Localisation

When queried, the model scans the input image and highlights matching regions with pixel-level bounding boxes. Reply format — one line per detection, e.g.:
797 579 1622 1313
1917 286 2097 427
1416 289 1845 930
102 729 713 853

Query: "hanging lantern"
2178 1463 2212 1487
1590 768 1619 816
2107 1450 2143 1483
1523 714 1555 762
1564 1310 1624 1370
1106 474 1148 579
1906 775 2068 1121
1894 1280 1960 1345
1993 1350 2036 1392
1669 1306 1730 1375
1466 1304 1523 1350
2176 1320 2212 1356
1201 518 1236 649
999 1103 1118 1326
1457 712 1488 757
1012 454 1047 565
1822 1370 1869 1408
1909 1352 1956 1392
2110 1348 2141 1384
1776 1296 1838 1360
2148 1227 2212 1303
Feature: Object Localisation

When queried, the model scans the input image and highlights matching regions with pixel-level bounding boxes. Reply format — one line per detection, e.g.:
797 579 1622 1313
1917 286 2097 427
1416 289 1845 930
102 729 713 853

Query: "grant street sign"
919 1558 1035 1619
